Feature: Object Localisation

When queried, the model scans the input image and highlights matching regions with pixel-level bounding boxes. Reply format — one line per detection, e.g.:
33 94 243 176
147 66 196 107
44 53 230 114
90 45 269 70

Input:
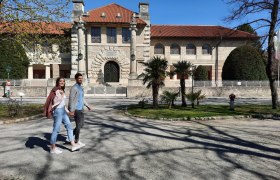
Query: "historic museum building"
25 0 256 86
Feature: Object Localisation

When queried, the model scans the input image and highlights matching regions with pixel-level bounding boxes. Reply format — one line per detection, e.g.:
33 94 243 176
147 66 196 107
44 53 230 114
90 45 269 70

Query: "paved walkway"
0 99 279 180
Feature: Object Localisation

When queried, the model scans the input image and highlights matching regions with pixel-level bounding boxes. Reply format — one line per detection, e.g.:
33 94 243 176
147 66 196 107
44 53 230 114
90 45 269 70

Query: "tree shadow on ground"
83 109 280 180
1 105 279 180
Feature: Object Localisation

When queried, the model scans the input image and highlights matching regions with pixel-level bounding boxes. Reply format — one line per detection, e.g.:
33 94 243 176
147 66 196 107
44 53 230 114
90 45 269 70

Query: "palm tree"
160 90 179 109
185 92 197 108
138 56 168 109
196 90 206 106
173 61 192 107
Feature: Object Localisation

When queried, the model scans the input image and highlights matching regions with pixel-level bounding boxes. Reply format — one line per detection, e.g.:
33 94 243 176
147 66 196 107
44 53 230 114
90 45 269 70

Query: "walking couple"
44 73 91 154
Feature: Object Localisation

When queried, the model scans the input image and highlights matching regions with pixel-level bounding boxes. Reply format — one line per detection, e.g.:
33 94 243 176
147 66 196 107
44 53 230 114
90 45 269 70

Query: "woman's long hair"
55 77 65 92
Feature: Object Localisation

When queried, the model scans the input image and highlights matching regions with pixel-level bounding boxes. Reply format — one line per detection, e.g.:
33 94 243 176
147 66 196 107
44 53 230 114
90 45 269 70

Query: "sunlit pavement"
0 98 279 180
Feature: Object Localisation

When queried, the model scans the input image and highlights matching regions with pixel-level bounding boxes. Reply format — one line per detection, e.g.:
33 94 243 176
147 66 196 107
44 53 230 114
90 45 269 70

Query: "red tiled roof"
83 3 146 25
151 25 258 39
0 22 72 35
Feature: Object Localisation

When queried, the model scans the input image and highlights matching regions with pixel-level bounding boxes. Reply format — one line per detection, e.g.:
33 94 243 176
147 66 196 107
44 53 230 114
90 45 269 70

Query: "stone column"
28 65 33 79
52 64 60 78
45 64 51 79
173 74 177 80
70 27 79 78
129 13 138 79
71 0 85 78
77 22 86 75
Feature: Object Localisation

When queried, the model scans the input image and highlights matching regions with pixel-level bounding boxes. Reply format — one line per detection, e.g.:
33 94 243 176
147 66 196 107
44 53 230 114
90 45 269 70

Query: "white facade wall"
150 39 249 81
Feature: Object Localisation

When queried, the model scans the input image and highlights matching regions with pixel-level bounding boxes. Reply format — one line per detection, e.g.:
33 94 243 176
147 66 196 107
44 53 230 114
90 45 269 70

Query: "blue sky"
83 0 239 28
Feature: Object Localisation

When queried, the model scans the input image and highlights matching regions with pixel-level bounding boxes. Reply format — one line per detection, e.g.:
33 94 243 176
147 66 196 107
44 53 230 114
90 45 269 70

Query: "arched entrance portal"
104 61 120 82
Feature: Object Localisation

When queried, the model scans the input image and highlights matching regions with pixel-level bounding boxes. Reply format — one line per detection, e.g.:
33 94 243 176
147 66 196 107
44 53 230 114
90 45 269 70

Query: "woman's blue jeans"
50 107 74 145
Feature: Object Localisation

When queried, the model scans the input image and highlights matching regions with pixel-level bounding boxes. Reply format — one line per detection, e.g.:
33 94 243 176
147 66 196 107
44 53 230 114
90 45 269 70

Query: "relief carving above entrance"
90 46 130 82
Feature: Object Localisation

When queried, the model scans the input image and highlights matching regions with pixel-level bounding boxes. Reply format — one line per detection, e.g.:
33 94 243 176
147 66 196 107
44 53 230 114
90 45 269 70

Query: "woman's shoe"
50 148 63 154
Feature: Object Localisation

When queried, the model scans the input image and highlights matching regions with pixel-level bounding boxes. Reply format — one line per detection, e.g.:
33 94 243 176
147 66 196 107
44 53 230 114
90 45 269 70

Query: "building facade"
26 0 256 87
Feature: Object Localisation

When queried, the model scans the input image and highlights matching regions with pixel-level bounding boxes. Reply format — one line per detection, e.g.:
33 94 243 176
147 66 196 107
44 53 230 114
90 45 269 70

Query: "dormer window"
116 13 122 18
101 12 106 18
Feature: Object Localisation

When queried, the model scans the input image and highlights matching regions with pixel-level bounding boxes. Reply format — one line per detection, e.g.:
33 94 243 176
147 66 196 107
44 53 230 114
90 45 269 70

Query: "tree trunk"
168 103 172 109
180 78 186 107
152 84 159 109
269 79 278 108
266 0 279 109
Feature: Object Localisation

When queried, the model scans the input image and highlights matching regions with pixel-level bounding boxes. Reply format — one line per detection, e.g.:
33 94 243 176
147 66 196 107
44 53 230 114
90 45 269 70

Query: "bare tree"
0 0 71 44
225 0 280 109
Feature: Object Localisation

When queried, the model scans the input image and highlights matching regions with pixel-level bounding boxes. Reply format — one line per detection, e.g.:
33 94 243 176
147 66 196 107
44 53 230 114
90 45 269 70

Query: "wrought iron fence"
193 81 271 87
86 86 127 96
0 79 22 86
0 79 275 88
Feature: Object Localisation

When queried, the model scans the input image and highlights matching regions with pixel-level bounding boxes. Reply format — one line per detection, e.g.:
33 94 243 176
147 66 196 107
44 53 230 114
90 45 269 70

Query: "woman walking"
45 77 81 154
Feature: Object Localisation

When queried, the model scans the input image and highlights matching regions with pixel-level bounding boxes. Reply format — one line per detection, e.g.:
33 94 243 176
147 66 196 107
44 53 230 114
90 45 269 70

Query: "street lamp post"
6 65 11 79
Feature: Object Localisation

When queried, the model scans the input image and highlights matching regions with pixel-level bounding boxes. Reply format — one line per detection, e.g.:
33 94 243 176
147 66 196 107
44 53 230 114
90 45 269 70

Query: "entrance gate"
104 61 119 82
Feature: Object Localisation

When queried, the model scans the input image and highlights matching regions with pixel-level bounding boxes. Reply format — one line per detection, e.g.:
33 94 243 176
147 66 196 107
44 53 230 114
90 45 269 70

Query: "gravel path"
0 99 279 180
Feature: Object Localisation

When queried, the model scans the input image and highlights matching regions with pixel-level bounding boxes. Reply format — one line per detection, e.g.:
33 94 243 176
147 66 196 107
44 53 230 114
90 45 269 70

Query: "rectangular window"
107 27 117 43
122 28 131 43
91 27 101 43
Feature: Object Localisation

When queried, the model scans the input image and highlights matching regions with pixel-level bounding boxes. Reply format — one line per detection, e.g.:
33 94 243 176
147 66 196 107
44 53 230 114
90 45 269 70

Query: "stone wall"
0 86 277 99
127 86 277 99
0 86 72 97
0 87 47 97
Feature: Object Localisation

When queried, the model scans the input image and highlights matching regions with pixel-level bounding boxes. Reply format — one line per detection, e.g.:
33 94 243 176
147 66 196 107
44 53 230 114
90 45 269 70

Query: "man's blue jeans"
50 107 74 145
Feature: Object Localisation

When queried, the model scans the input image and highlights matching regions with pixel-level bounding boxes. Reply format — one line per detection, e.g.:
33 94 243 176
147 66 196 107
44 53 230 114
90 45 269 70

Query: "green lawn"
0 104 43 121
127 104 280 119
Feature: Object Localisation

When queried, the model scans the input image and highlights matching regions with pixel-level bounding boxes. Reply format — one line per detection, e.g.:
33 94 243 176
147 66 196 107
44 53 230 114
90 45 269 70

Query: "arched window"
170 43 180 55
202 44 212 55
154 43 165 54
186 44 196 55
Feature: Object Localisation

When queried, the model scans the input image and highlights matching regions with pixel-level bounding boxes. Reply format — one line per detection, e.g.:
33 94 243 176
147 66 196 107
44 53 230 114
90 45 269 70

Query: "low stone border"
0 114 43 125
124 111 253 121
125 110 280 121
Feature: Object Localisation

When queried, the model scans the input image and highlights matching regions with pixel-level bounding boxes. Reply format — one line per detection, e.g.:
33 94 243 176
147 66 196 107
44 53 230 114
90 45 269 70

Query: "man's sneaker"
50 148 63 154
71 145 81 152
76 141 86 147
65 137 70 143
